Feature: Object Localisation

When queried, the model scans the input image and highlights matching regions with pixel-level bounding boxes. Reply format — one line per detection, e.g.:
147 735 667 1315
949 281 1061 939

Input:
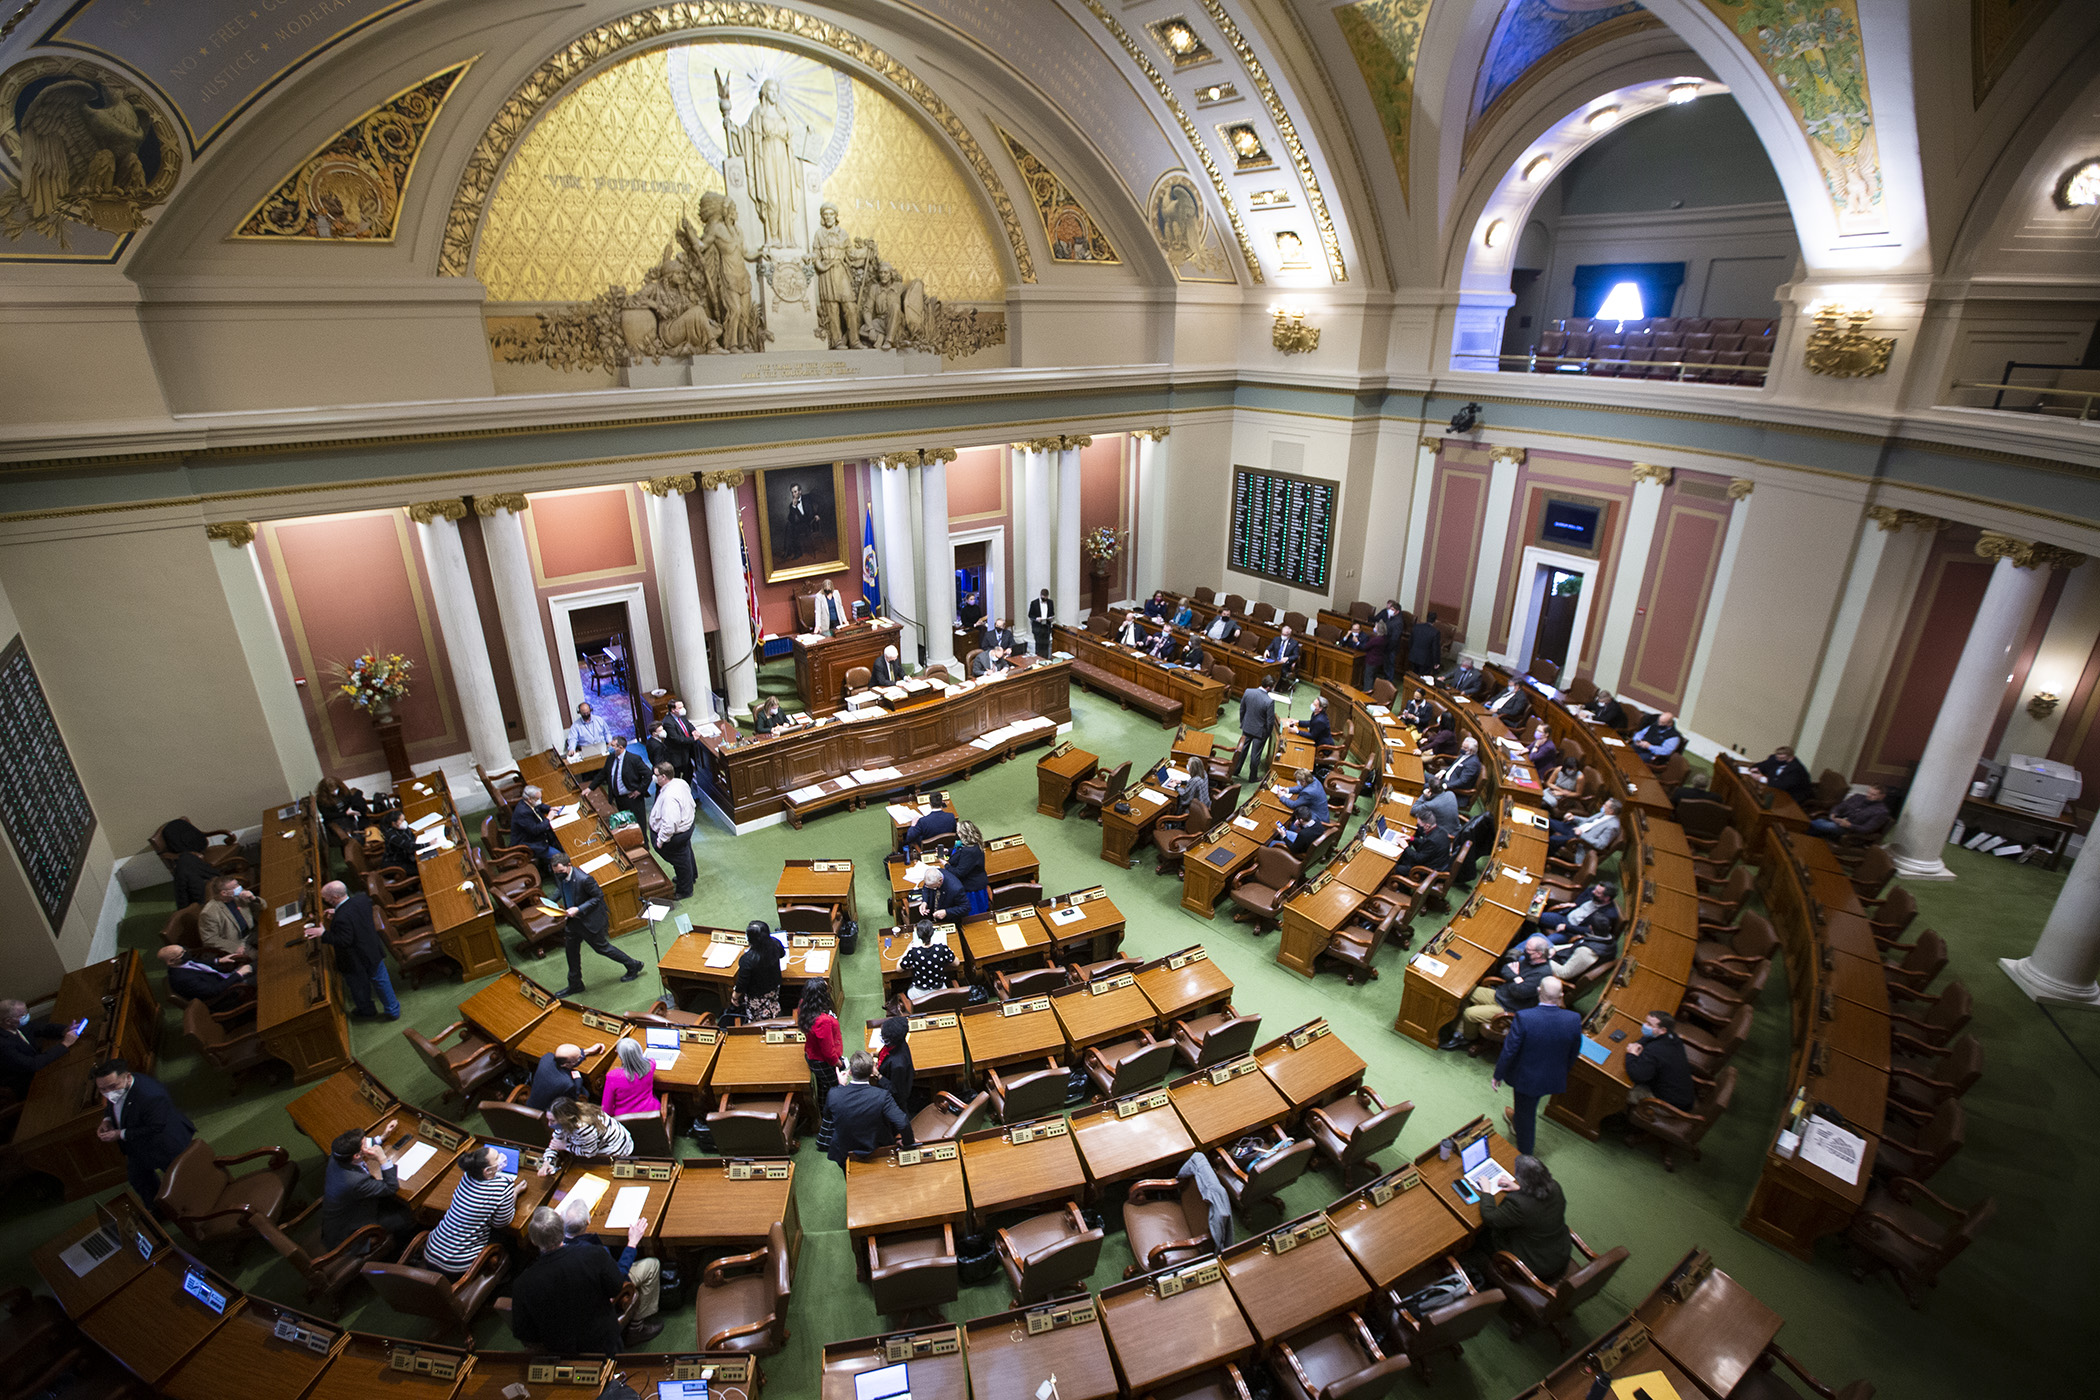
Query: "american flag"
738 506 763 643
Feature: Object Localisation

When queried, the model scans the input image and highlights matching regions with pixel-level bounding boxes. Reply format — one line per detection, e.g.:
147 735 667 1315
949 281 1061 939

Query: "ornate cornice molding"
878 448 959 469
473 492 529 516
1133 426 1171 442
204 521 256 548
1865 505 1943 533
1727 478 1755 500
1629 462 1672 486
641 474 698 497
699 469 747 492
407 498 468 524
1977 531 2085 570
1489 445 1526 468
1017 435 1090 453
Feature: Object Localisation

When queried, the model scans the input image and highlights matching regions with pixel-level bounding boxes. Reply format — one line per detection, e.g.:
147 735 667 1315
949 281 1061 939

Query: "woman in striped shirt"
424 1147 518 1274
545 1095 635 1165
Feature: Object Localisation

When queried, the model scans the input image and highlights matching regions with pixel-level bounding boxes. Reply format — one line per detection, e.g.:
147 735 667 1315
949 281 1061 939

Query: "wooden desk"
822 1328 966 1400
885 792 958 850
287 1063 398 1156
519 751 649 938
1254 1024 1366 1111
544 1162 675 1237
965 1304 1119 1400
1220 1214 1372 1344
77 1251 232 1386
1056 623 1226 728
860 1013 965 1089
960 908 1051 977
1412 1123 1519 1230
418 1160 546 1232
450 1355 609 1400
1801 1040 1888 1135
960 1119 1087 1220
305 1335 471 1400
13 950 159 1196
639 1029 719 1111
711 1028 813 1094
1136 948 1235 1023
777 858 855 917
1393 932 1504 1049
410 844 507 980
1169 1062 1290 1148
255 801 353 1083
1824 948 1892 1013
1098 1264 1254 1393
844 1148 967 1247
1636 1255 1784 1397
160 1297 344 1400
1037 744 1098 817
659 1159 799 1255
1813 998 1892 1074
1181 829 1263 917
1277 879 1368 978
983 835 1040 888
372 1110 470 1208
1101 779 1177 867
1547 1009 1642 1140
1325 1169 1472 1289
31 1194 164 1318
1068 1094 1196 1186
1538 1330 1705 1400
794 621 902 715
515 1002 622 1080
660 928 840 1012
1172 730 1216 763
1039 888 1125 961
458 970 557 1058
1051 978 1154 1052
961 1000 1067 1077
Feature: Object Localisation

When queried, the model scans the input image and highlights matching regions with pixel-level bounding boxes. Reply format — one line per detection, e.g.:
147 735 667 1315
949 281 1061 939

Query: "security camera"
1448 403 1482 434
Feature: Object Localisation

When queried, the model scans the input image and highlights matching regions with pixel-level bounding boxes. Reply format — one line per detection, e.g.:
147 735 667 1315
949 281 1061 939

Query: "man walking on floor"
1492 976 1582 1154
549 855 644 996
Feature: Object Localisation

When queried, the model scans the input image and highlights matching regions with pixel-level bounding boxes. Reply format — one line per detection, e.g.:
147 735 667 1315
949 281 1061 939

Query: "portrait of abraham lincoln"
755 462 849 583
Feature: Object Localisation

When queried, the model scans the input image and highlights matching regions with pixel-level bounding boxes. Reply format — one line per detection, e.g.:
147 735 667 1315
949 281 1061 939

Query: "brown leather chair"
986 1060 1068 1122
1889 1034 1982 1116
151 819 246 878
867 1224 957 1322
363 1231 506 1339
1153 798 1213 876
1681 1003 1752 1078
156 1138 300 1253
618 1105 676 1157
695 1222 793 1352
989 880 1044 911
897 985 971 1015
1490 1233 1629 1347
1689 827 1746 884
1324 762 1375 817
180 998 280 1090
1733 1345 1876 1400
479 815 540 869
1226 847 1302 933
1627 1066 1736 1171
1172 1006 1261 1070
1889 980 1971 1048
471 847 541 903
1676 799 1732 847
995 1203 1104 1304
404 1020 509 1106
1692 913 1779 986
1323 905 1398 986
1122 1176 1216 1276
1076 761 1132 821
1848 844 1898 902
1068 955 1142 985
610 824 678 905
779 903 844 936
476 1100 553 1150
250 1200 402 1316
910 1090 991 1142
1883 928 1947 997
1083 1030 1178 1098
1681 961 1769 1028
993 966 1070 1000
1867 887 1918 948
843 665 873 692
1305 1089 1413 1187
707 1093 802 1155
1843 1177 1994 1308
162 903 205 954
1873 1098 1963 1184
1213 1129 1315 1223
1269 1312 1410 1399
1369 678 1398 706
1694 867 1755 929
1377 1280 1506 1383
477 764 526 811
491 885 566 960
372 903 453 990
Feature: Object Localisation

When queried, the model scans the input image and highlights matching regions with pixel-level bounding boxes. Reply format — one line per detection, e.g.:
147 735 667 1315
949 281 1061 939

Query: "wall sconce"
2055 159 2100 209
1803 301 1894 378
2028 691 2061 720
1271 304 1319 355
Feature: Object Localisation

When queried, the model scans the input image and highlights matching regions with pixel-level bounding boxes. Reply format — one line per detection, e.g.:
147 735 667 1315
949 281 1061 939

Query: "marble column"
1591 464 1671 693
1132 427 1170 600
641 475 716 717
205 522 324 795
876 456 922 663
474 493 565 754
1397 437 1442 610
916 450 958 666
699 471 756 714
1022 443 1053 616
2002 831 2100 1005
1466 445 1525 657
1886 533 2080 878
410 501 513 772
1056 436 1088 621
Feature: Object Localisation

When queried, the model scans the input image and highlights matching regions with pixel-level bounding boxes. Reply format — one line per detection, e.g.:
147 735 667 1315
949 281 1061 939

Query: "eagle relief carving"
0 58 181 248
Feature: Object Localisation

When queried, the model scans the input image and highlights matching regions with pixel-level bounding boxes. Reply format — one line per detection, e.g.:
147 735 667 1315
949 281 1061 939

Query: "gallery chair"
156 1138 301 1254
694 1223 793 1354
362 1232 507 1340
1076 761 1132 821
1889 1034 1982 1116
1872 1098 1964 1185
1305 1088 1413 1187
996 1203 1103 1304
475 1099 553 1150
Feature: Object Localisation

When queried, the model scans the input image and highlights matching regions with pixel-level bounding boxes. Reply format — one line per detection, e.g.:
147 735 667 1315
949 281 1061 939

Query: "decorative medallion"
996 127 1118 265
0 56 181 249
1803 304 1893 378
1146 169 1234 284
232 61 472 242
1148 16 1217 68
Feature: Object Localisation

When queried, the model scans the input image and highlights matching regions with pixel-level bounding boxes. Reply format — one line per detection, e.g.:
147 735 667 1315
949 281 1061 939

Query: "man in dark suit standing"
1492 977 1582 1155
310 880 400 1020
825 1052 913 1170
549 856 644 996
589 735 653 835
1407 609 1442 676
511 785 561 864
1027 589 1056 657
661 700 702 781
93 1057 195 1203
155 946 252 1013
905 794 958 852
0 999 78 1098
1231 675 1280 781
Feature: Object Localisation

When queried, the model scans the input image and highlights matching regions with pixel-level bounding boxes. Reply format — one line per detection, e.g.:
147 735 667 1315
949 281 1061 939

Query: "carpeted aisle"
0 665 2087 1394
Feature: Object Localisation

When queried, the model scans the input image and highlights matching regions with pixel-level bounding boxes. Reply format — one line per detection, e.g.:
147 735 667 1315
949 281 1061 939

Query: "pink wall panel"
530 488 640 580
1079 436 1127 600
1418 462 1488 633
1620 498 1728 712
1857 527 1989 785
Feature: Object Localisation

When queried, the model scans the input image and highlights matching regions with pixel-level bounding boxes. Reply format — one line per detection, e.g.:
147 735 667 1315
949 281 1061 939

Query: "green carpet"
3 663 2088 1394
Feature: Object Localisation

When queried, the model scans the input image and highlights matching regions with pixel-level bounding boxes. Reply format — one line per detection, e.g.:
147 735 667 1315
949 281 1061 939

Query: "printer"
1998 754 2081 819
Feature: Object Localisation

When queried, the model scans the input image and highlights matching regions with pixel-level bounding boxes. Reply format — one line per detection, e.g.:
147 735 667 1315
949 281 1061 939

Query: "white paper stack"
394 1142 439 1179
902 862 933 884
1138 789 1169 806
996 924 1030 951
1049 905 1087 926
788 784 827 803
1362 836 1401 859
1233 816 1259 832
1501 866 1535 885
1410 954 1451 977
645 1048 682 1070
563 1175 611 1215
409 811 445 832
579 853 616 874
702 943 741 969
887 803 923 823
1800 1117 1867 1184
603 1186 651 1231
802 949 833 976
969 736 999 751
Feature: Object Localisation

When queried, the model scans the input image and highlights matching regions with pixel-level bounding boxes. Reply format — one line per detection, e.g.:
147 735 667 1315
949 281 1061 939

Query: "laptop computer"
486 1144 523 1177
854 1363 911 1400
657 1382 707 1400
1461 1137 1518 1193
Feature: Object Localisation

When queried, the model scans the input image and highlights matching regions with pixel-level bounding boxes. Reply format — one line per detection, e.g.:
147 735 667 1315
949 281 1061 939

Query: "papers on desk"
1137 789 1169 806
801 948 833 976
1048 905 1088 927
1363 836 1401 859
579 853 616 875
1600 735 1627 747
1510 808 1547 828
1501 866 1534 885
1800 1116 1867 1185
1410 953 1450 977
1366 704 1391 716
867 1026 886 1051
887 803 925 823
797 632 825 644
645 1027 680 1051
1232 816 1259 832
1578 1037 1611 1066
275 901 305 927
996 924 1031 951
851 766 902 785
702 942 742 969
408 811 444 832
788 784 828 803
603 1185 651 1231
902 862 934 884
562 1174 611 1216
394 1142 439 1180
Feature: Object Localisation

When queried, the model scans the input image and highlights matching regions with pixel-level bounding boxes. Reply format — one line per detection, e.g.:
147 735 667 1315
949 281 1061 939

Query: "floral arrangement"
1082 525 1129 562
330 650 414 712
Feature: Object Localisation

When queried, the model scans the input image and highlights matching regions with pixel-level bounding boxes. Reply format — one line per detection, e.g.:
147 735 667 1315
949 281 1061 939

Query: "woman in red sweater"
798 983 843 1116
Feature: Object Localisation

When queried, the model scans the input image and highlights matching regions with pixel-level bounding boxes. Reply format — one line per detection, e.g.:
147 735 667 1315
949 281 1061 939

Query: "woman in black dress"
733 921 785 1021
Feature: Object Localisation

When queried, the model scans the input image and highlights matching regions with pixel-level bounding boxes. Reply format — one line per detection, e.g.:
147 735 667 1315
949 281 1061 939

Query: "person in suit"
642 720 678 775
649 762 696 900
1267 810 1324 857
782 486 821 562
1399 693 1436 729
510 786 561 864
969 645 1011 677
1205 609 1241 644
754 698 787 735
1407 610 1443 675
0 999 79 1098
905 794 958 852
661 700 702 780
1282 767 1331 825
1396 810 1452 871
1431 738 1483 796
323 1126 416 1252
1447 658 1487 698
983 617 1018 654
380 810 420 874
1181 635 1207 671
589 735 653 834
509 1202 662 1353
1147 628 1180 663
1027 589 1056 656
157 945 252 1012
549 856 644 996
1172 599 1196 628
826 1052 913 1169
812 577 849 634
1492 977 1582 1154
905 869 968 924
1807 785 1892 840
93 1058 195 1203
310 880 400 1020
1230 675 1279 780
1452 937 1555 1048
1630 712 1684 762
1478 1155 1571 1282
871 645 905 686
875 1017 914 1109
946 836 990 915
1262 626 1303 681
1142 592 1169 619
528 1043 599 1111
1484 684 1531 726
198 875 261 958
1536 881 1620 947
1411 784 1461 835
1624 1011 1697 1112
959 592 985 629
1754 746 1815 805
1588 689 1628 730
1548 799 1622 860
1115 614 1145 647
1297 695 1333 750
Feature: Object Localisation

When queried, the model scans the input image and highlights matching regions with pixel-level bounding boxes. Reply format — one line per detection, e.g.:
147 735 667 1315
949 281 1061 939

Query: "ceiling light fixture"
1587 106 1620 130
1522 154 1553 182
1484 219 1508 249
1162 21 1198 53
2059 159 2100 209
1667 82 1702 105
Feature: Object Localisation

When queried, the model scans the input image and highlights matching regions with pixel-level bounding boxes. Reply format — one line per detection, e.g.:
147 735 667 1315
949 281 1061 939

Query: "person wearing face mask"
92 1057 194 1203
199 874 261 959
0 997 79 1098
1624 1011 1696 1112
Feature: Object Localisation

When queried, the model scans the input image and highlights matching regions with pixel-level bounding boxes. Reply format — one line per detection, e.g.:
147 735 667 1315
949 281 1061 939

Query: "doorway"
547 582 661 743
1529 568 1582 676
955 539 988 630
1504 546 1600 681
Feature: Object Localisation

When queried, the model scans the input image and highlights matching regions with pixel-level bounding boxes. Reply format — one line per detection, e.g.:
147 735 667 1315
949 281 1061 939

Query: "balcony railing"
1501 317 1776 387
1948 361 2100 422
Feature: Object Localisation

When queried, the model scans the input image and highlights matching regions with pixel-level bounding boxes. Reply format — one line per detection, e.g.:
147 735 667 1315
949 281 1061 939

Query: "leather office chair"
1676 799 1731 848
990 880 1044 911
1689 828 1746 884
610 824 678 905
250 1202 401 1317
1844 1177 1994 1309
779 903 843 937
843 665 873 692
472 848 542 904
180 998 280 1090
1848 845 1898 902
1369 678 1398 706
1680 1003 1752 1079
1213 1129 1314 1222
1889 1034 1982 1116
1083 1030 1178 1098
151 819 246 878
1692 913 1778 987
897 985 971 1015
1325 761 1375 817
1490 1233 1629 1347
986 1061 1068 1122
476 765 526 811
1323 905 1398 986
1269 1312 1410 1399
480 816 540 869
1152 799 1213 876
156 1139 301 1253
706 1093 802 1156
1889 980 1971 1048
992 966 1070 1000
1731 1345 1876 1400
1867 888 1918 948
1194 587 1216 606
1626 1065 1736 1171
996 1203 1104 1304
1076 761 1132 821
1172 1005 1261 1070
1226 847 1303 933
1305 1089 1413 1187
1376 1280 1505 1383
694 1222 793 1353
476 1100 553 1150
618 1106 675 1157
491 885 566 960
1122 1176 1216 1276
867 1224 958 1323
1695 867 1755 929
162 904 205 954
910 1090 991 1142
364 867 426 920
1067 955 1142 985
372 903 452 990
1680 961 1769 1028
404 1021 509 1106
1883 928 1947 997
363 1232 507 1340
1873 1098 1963 1184
1656 752 1690 788
1209 662 1242 701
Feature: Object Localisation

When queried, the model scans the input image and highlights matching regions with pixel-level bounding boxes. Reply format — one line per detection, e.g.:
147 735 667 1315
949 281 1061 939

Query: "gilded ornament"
1865 506 1942 532
1134 427 1172 442
1334 0 1431 208
0 3 46 42
996 128 1119 266
204 521 256 548
1977 533 2084 570
1804 304 1894 378
0 56 181 248
642 474 699 496
1490 446 1528 468
474 493 529 516
1271 307 1320 354
1629 462 1673 486
1417 436 1445 454
1727 478 1756 500
1146 169 1235 283
406 499 468 524
700 470 748 491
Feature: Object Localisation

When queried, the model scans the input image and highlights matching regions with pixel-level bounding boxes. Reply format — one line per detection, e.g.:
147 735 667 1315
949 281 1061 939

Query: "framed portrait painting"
754 462 850 583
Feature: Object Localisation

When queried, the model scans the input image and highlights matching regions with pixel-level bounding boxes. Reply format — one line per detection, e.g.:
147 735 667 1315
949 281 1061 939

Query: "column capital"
205 521 256 548
1488 445 1526 468
878 448 959 469
407 499 467 525
1727 478 1755 500
1417 435 1444 454
1133 426 1171 442
1978 531 2085 570
641 473 698 497
1865 505 1944 533
1058 434 1093 451
698 469 747 492
473 492 529 516
1629 462 1672 487
1017 436 1067 454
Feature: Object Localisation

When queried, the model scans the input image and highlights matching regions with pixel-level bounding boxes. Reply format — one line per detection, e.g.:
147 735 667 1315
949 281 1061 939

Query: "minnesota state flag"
861 502 882 614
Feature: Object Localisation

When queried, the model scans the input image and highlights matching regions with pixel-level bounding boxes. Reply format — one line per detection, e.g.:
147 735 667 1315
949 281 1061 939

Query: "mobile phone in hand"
69 1018 89 1036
